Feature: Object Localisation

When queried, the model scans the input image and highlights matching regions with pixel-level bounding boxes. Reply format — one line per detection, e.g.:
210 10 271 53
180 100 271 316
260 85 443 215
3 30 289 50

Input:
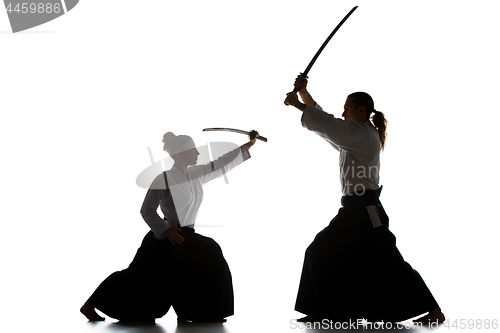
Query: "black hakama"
295 188 439 322
87 227 234 322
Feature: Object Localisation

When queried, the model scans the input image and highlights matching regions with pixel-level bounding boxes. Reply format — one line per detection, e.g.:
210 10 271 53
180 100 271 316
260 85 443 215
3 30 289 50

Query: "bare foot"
80 301 105 322
414 307 445 325
297 314 322 322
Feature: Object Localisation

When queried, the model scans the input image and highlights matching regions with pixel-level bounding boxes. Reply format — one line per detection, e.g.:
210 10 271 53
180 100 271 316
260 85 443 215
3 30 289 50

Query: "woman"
284 76 445 324
80 131 258 323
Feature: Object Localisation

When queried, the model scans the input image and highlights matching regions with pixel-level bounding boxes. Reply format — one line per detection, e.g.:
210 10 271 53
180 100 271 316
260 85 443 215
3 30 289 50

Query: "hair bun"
162 132 194 155
162 132 175 144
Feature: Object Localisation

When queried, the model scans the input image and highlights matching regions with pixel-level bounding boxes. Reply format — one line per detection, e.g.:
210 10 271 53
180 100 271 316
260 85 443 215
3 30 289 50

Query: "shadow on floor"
84 321 229 333
83 320 433 333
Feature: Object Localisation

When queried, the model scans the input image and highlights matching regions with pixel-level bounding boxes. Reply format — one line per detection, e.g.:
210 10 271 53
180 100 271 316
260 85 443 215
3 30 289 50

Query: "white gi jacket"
301 104 380 196
140 145 251 239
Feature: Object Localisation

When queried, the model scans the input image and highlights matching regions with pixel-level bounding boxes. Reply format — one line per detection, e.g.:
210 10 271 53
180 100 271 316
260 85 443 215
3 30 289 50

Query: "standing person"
80 131 259 323
284 75 444 325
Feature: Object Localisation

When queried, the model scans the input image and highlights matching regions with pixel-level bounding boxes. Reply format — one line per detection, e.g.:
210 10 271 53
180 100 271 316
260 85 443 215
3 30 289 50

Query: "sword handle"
250 130 268 142
292 72 309 94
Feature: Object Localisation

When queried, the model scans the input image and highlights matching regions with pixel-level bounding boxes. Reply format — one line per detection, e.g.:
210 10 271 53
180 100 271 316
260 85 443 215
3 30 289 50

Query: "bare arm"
245 130 259 149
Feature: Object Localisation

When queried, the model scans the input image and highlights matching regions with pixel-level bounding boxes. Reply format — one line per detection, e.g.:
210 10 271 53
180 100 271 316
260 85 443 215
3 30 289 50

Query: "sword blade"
203 128 268 142
293 6 358 93
203 128 249 135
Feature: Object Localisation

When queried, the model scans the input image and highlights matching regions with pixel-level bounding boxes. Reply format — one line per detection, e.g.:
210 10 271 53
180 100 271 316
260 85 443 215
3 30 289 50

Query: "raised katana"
292 6 358 93
203 128 268 142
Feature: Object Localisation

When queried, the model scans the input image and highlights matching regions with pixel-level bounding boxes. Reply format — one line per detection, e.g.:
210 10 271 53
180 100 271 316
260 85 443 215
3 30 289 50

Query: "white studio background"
1 0 499 332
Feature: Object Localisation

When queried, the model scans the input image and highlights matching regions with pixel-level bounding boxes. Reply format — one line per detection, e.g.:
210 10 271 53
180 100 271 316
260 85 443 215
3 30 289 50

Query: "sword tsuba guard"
249 130 258 140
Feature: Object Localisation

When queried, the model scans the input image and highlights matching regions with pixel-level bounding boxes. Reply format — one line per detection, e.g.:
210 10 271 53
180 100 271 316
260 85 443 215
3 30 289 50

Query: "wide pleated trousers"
87 228 234 322
295 188 439 322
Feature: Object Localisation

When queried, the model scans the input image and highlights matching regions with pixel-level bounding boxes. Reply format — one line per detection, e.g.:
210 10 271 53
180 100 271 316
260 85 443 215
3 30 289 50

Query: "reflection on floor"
74 313 450 333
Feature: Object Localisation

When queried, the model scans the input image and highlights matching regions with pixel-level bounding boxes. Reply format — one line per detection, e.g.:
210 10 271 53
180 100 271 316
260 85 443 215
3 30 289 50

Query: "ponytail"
347 92 388 151
371 110 387 151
